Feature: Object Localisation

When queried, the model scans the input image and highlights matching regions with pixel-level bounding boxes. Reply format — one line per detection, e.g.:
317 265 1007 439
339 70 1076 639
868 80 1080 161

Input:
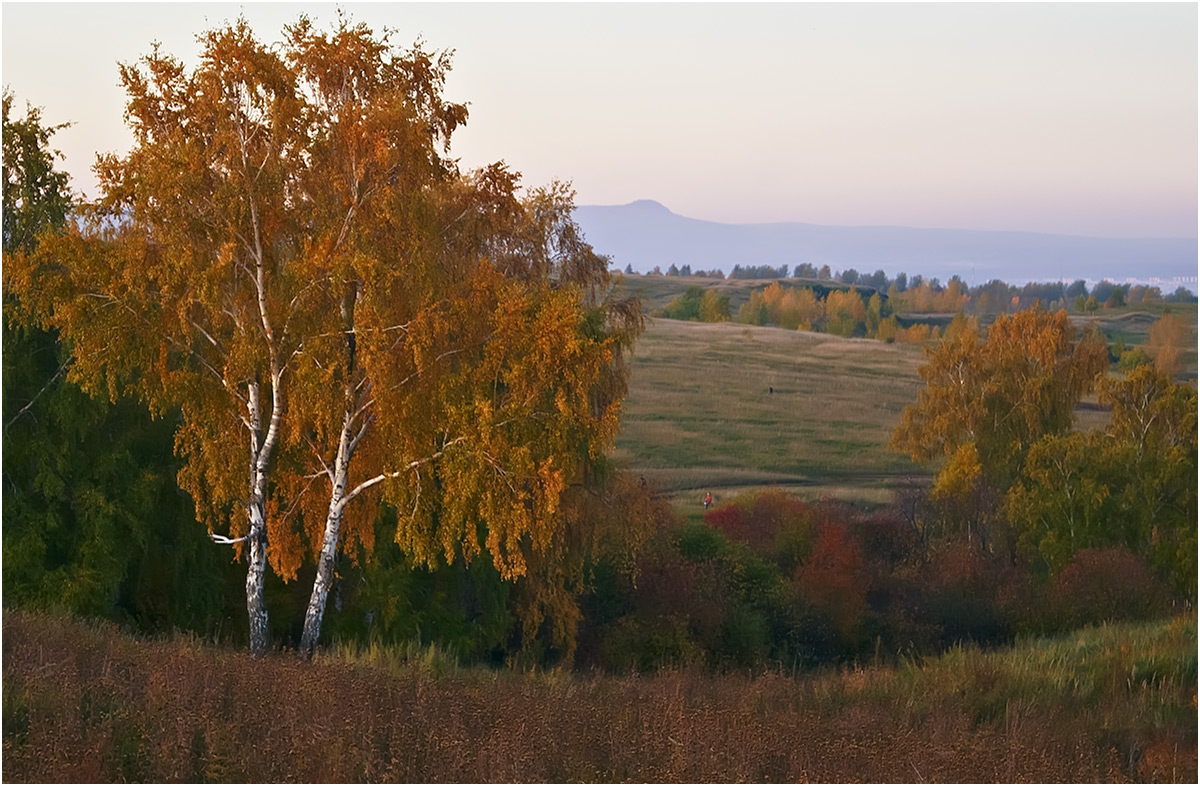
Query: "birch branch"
338 436 468 512
210 532 251 545
5 358 72 430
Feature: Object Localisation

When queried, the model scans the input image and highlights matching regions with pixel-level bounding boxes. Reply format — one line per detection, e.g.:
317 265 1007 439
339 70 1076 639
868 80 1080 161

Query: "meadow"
612 318 927 507
3 610 1194 782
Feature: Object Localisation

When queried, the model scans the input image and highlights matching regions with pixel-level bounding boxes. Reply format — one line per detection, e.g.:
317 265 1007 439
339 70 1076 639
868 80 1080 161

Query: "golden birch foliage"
891 309 1108 490
8 21 312 549
790 287 824 331
876 315 899 343
930 442 983 501
698 288 731 322
825 287 866 337
735 284 823 330
761 282 795 328
1145 312 1188 377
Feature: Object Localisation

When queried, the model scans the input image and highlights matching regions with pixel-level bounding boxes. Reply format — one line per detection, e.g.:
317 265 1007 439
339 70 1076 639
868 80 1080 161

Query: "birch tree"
890 309 1108 547
8 22 314 654
267 20 641 657
8 16 642 656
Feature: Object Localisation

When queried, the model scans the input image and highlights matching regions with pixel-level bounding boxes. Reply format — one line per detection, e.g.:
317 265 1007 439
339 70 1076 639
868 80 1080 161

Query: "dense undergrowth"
570 488 1190 674
3 609 1194 782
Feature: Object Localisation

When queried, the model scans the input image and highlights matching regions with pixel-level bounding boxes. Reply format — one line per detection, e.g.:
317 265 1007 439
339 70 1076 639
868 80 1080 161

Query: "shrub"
795 522 870 650
704 490 816 575
917 539 1016 648
1047 547 1169 629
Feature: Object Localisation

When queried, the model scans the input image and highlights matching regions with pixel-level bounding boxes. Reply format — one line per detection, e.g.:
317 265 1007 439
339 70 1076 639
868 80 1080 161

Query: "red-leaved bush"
1048 547 1169 629
795 522 869 645
703 489 816 573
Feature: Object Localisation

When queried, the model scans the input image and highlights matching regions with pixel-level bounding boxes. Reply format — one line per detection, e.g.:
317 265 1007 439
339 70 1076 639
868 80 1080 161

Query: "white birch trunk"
246 489 271 656
299 287 361 659
299 408 355 658
244 378 282 657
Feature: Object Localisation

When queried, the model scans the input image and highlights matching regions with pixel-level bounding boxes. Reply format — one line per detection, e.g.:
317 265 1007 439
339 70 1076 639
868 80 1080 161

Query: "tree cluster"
640 264 725 278
733 281 936 342
658 285 731 322
729 263 790 279
891 308 1195 600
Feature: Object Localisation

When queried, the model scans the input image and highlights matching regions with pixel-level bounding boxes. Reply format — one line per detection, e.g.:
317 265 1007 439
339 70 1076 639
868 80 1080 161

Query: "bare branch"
5 357 72 430
211 532 251 545
189 319 224 352
346 412 375 456
337 435 468 512
304 432 334 481
352 395 376 422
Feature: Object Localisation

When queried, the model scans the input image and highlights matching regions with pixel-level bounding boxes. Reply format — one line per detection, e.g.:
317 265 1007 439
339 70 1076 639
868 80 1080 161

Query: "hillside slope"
612 318 927 504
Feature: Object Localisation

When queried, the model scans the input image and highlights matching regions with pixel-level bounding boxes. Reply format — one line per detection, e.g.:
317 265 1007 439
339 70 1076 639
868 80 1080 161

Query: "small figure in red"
703 491 712 510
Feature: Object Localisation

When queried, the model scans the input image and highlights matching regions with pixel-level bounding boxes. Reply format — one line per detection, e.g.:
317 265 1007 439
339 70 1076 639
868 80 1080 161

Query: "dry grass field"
3 610 1194 783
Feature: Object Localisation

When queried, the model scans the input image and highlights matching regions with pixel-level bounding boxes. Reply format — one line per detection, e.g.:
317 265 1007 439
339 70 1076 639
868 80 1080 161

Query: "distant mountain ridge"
573 200 1198 288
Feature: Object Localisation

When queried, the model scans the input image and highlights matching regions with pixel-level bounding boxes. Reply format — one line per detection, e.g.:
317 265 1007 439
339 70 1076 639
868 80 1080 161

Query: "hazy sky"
2 2 1196 238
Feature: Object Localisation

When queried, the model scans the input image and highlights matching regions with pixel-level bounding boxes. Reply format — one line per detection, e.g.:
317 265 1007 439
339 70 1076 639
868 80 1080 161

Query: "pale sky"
2 1 1197 238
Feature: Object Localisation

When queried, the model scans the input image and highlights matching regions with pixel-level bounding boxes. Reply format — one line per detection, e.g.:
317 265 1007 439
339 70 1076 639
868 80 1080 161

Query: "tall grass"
4 609 1194 782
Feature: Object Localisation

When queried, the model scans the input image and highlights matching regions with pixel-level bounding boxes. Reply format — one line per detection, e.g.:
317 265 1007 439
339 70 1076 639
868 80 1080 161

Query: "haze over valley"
576 199 1198 290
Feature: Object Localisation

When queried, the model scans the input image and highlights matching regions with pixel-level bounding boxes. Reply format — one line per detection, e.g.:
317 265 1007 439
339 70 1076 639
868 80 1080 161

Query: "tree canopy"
891 310 1108 487
1007 365 1197 597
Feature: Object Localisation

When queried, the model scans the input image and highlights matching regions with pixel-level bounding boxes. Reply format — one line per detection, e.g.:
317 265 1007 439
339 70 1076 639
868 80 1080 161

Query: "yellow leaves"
348 250 635 588
1146 312 1188 377
740 283 828 330
9 12 647 659
825 287 867 337
931 443 982 501
893 306 1107 490
264 494 302 582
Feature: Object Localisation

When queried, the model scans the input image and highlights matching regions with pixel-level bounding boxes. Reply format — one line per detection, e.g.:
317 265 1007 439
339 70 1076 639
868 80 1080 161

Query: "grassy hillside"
4 609 1193 782
612 318 927 506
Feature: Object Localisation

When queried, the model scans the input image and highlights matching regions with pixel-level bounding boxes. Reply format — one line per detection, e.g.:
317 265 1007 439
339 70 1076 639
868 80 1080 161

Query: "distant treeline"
633 261 1198 308
656 275 1198 345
